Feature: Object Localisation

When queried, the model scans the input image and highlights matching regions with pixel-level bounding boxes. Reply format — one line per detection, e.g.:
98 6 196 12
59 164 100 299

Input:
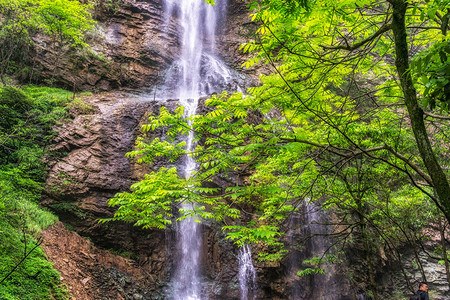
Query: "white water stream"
159 0 236 101
159 1 235 299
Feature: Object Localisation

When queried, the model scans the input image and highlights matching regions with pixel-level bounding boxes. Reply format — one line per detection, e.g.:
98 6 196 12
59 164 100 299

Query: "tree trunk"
439 219 450 287
390 0 450 223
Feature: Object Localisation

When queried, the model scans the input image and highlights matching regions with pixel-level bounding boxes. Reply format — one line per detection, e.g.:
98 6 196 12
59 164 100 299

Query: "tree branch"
321 23 392 51
424 111 450 120
0 237 43 284
384 145 433 186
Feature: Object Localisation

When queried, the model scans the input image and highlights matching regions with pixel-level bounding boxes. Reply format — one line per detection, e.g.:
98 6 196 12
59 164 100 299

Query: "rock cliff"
39 1 260 298
43 92 247 299
30 0 256 92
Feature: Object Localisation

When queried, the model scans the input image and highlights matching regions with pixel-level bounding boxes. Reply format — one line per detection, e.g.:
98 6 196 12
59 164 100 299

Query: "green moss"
68 98 95 114
108 248 137 260
49 202 90 221
0 86 33 113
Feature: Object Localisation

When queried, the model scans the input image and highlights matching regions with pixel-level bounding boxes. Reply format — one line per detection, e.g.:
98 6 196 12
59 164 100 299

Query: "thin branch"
321 23 392 51
384 145 433 186
0 237 43 284
424 111 450 120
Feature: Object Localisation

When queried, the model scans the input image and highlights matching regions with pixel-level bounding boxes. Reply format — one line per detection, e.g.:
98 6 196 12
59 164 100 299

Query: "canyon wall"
42 1 258 298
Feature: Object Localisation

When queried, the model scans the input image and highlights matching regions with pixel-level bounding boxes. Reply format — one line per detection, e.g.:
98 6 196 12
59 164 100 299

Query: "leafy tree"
0 0 37 83
107 0 450 295
36 0 95 48
0 0 95 83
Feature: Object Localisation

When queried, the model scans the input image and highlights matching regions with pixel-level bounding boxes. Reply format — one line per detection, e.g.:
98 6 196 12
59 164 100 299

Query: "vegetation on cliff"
0 0 95 84
107 0 450 298
0 0 448 298
0 86 79 299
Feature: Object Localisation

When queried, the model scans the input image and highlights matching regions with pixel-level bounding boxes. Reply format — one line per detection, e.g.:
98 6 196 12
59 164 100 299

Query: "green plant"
0 0 95 83
50 202 90 220
108 248 137 260
0 170 67 299
0 84 79 299
68 98 95 114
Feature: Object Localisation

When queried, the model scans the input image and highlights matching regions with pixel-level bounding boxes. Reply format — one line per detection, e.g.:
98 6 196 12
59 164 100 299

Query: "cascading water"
159 0 239 101
238 244 257 300
158 1 239 299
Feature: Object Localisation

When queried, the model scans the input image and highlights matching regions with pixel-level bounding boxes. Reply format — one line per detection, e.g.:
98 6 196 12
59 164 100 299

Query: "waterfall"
158 1 233 299
285 211 302 299
238 244 257 300
158 0 240 102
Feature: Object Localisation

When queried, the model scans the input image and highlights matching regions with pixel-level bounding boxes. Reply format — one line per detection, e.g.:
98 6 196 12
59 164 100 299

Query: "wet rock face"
31 0 174 91
40 1 296 298
43 93 171 286
379 238 450 300
30 0 253 91
218 1 258 71
44 93 173 243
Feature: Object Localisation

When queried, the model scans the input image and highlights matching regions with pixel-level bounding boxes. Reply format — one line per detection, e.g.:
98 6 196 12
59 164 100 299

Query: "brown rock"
87 73 102 86
44 92 245 299
41 222 153 299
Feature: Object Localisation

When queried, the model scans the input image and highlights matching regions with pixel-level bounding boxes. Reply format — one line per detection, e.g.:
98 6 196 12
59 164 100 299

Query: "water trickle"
304 201 339 299
238 244 257 300
285 210 303 299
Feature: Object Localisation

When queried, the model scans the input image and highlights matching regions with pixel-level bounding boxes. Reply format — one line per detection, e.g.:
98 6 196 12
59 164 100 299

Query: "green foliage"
0 85 73 178
0 86 33 113
411 38 450 111
68 98 95 115
36 0 95 48
103 165 235 229
0 85 76 299
0 168 68 299
0 0 95 82
436 247 450 265
244 0 309 16
407 0 450 112
0 0 35 83
224 223 287 261
297 255 338 277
